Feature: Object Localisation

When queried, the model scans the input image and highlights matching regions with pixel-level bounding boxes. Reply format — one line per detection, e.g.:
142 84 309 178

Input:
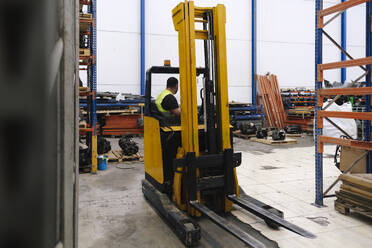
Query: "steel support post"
315 0 324 206
341 0 347 84
141 0 146 95
251 0 257 105
91 0 98 173
366 2 372 172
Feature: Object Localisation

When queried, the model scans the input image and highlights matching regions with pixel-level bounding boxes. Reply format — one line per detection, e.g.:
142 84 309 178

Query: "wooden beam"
319 0 369 17
318 111 372 120
318 0 370 28
318 87 372 96
318 136 372 153
317 57 372 81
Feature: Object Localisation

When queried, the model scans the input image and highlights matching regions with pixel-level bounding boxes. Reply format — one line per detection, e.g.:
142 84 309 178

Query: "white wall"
88 0 366 103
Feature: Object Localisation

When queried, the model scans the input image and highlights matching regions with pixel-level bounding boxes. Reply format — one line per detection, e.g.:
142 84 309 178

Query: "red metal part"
80 114 143 136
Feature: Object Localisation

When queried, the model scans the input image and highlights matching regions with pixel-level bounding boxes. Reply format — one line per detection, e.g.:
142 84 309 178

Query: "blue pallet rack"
315 0 372 206
80 0 98 173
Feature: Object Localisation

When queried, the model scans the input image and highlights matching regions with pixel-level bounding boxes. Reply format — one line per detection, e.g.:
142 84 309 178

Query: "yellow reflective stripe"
155 89 172 113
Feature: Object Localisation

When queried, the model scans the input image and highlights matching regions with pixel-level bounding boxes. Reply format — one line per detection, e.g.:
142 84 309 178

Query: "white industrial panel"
223 0 251 40
146 0 180 36
346 3 365 47
345 45 367 83
97 31 140 89
98 84 140 95
258 0 313 44
228 86 251 103
226 39 251 86
146 35 179 68
97 0 140 33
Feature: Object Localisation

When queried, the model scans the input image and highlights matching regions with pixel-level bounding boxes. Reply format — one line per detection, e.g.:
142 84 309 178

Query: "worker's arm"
162 94 181 116
170 107 181 116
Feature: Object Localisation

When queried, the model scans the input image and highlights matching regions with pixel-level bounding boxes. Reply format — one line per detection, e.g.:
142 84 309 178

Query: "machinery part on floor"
256 128 268 139
284 125 302 134
97 137 111 155
271 129 286 141
79 33 89 48
79 146 91 166
239 122 257 135
142 1 315 247
119 135 139 156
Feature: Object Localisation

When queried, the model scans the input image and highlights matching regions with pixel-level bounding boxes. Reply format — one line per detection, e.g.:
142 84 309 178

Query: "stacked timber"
281 88 315 132
335 174 372 218
257 74 286 128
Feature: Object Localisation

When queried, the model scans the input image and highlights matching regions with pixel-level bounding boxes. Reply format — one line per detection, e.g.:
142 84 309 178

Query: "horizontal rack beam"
318 0 370 28
80 0 91 5
318 87 372 96
318 110 372 121
319 0 369 16
318 57 372 81
318 136 372 153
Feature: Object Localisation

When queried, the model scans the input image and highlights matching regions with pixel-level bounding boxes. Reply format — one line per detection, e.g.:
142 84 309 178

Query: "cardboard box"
340 146 367 173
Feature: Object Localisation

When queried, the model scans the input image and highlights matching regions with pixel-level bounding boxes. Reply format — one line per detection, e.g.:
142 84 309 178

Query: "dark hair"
167 77 178 88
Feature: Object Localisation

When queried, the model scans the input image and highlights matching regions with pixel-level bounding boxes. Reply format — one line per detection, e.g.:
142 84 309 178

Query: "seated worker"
155 77 181 117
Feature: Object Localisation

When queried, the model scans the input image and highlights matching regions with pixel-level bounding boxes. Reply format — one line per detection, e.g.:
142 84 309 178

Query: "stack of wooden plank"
257 74 286 129
335 174 372 218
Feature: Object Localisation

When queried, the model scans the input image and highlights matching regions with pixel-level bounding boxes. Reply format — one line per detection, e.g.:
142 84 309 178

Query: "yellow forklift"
142 1 315 247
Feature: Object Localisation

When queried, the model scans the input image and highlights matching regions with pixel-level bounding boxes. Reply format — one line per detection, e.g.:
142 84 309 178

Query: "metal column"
141 0 146 95
90 0 98 173
366 2 372 172
341 0 347 84
315 0 324 206
251 0 257 105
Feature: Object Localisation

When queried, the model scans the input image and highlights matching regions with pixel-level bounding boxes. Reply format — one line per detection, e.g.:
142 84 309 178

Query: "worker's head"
167 77 178 94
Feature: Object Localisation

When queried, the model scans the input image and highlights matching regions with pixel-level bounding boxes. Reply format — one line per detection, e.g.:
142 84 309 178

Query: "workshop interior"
1 0 372 248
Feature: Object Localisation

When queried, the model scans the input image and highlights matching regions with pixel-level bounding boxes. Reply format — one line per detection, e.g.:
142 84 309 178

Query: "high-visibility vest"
155 89 173 113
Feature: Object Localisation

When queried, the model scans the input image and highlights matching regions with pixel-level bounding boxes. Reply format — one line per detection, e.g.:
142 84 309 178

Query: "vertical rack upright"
79 0 97 173
315 0 372 206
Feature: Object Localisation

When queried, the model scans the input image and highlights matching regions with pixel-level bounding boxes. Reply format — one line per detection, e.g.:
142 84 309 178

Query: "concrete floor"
79 136 372 248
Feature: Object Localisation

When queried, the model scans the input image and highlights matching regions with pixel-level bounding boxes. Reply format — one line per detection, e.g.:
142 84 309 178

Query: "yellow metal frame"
91 135 98 173
172 1 238 214
144 116 164 183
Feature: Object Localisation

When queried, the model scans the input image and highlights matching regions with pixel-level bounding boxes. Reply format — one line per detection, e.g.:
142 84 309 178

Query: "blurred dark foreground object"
0 0 79 247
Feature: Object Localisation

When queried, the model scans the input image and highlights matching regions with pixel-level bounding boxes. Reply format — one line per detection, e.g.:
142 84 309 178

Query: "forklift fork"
182 149 316 247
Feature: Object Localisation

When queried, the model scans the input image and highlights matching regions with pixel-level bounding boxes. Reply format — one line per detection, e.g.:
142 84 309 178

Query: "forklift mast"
171 0 240 216
172 1 231 156
142 1 315 247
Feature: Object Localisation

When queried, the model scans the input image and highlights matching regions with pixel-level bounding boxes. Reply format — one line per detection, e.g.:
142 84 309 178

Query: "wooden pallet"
285 133 303 137
79 13 92 20
250 137 298 145
335 200 372 218
233 130 255 139
79 48 90 57
106 150 143 163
